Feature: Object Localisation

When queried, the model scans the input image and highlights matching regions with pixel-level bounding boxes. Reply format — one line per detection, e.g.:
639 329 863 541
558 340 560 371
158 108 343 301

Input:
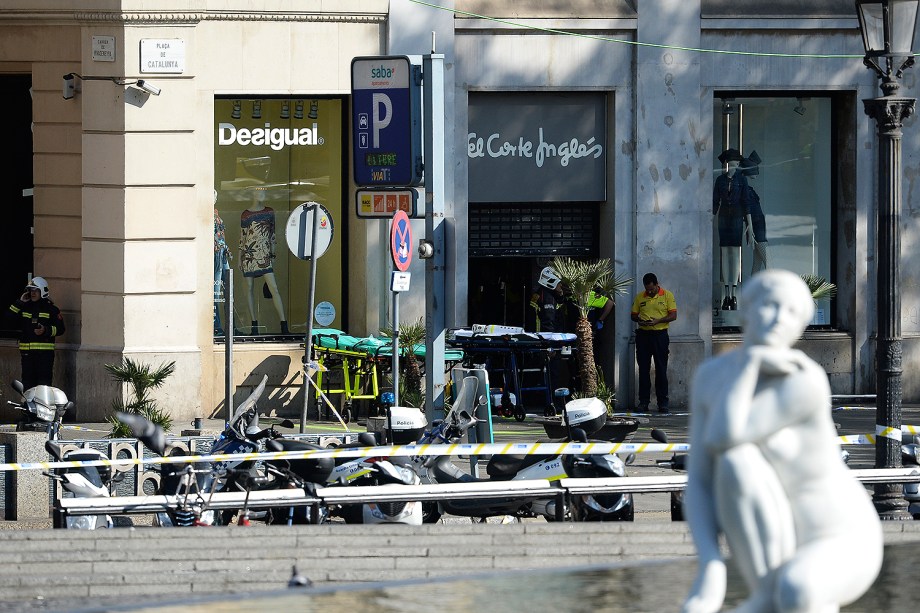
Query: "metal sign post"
222 268 233 425
423 51 447 422
285 202 334 433
390 210 413 406
302 205 319 432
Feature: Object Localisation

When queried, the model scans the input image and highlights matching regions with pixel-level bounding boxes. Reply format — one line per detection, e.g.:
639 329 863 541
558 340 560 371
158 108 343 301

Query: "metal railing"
53 467 920 520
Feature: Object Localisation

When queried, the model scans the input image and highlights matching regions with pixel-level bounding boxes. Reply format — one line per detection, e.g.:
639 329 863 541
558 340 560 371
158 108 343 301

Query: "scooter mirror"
57 401 74 417
45 440 64 461
650 428 669 444
11 380 24 396
279 419 295 429
624 453 636 466
116 411 168 456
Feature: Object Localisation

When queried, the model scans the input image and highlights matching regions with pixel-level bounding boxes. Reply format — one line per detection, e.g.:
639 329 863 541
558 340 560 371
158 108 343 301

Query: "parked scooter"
650 428 687 521
7 380 118 529
9 379 69 433
901 433 920 518
414 380 634 522
651 428 854 523
119 374 334 526
322 392 426 525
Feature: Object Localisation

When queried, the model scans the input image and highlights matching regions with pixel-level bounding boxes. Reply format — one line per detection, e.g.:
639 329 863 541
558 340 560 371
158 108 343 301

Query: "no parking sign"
390 210 412 272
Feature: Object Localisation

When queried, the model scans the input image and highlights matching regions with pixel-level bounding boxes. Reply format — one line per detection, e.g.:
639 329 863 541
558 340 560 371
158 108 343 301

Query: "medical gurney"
447 327 577 421
307 328 464 422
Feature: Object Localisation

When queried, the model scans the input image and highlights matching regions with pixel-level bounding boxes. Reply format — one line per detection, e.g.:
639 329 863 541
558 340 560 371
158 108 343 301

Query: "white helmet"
27 277 49 299
537 267 561 290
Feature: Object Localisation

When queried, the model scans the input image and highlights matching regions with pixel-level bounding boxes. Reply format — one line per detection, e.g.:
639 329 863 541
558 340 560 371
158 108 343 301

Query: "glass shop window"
213 97 345 339
712 96 833 330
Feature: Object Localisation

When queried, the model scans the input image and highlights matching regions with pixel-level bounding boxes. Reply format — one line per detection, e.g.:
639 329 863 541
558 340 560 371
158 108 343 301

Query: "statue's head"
740 270 814 348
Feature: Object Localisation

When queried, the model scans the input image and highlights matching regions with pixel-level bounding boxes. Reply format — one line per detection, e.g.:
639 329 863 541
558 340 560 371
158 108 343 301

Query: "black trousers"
21 350 54 391
636 329 669 407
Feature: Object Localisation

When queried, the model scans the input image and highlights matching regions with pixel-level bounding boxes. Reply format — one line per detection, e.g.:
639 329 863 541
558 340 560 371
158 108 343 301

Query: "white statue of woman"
683 269 882 613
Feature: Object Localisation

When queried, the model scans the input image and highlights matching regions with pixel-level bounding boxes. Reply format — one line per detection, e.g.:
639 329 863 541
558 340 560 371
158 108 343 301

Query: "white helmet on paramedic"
27 277 49 299
538 267 561 290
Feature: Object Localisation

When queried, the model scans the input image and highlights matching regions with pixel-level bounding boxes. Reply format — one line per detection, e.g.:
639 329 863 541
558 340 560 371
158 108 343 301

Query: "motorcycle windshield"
226 374 268 431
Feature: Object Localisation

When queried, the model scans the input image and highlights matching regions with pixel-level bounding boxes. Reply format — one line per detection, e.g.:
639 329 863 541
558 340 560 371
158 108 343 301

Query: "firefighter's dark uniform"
9 297 65 390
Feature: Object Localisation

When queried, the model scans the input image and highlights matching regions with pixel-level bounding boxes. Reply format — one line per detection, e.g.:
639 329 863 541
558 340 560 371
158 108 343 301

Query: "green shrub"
105 358 175 438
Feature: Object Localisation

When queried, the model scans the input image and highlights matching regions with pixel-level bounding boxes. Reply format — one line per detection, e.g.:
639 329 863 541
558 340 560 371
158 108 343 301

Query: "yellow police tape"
5 422 917 473
0 441 692 473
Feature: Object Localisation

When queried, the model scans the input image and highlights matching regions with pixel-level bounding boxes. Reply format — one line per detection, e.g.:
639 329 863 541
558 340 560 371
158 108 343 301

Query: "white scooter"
901 433 920 518
325 392 427 525
415 383 635 522
7 380 117 529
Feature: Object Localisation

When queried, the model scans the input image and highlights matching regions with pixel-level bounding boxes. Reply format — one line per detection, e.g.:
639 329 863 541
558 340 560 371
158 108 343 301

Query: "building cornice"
0 11 386 26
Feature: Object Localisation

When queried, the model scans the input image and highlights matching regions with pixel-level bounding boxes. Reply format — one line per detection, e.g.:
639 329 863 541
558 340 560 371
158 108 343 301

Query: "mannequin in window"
213 190 232 336
713 148 750 310
741 151 768 275
239 187 287 334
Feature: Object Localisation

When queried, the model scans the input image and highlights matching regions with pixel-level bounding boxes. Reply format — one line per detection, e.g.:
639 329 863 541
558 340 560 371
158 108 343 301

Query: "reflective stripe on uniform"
19 342 55 351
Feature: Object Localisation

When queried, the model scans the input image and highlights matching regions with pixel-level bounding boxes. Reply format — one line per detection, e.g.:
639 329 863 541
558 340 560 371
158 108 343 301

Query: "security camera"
418 239 435 259
62 74 75 100
136 80 161 96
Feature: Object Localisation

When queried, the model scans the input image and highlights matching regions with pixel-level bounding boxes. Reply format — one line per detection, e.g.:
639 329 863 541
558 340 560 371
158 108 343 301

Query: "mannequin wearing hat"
239 187 288 335
713 148 752 310
741 152 769 275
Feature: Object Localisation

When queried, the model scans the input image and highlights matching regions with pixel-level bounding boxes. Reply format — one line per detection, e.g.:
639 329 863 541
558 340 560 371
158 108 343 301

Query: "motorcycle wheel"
514 405 526 422
340 504 364 524
670 493 684 522
543 405 557 417
421 502 442 524
611 503 634 522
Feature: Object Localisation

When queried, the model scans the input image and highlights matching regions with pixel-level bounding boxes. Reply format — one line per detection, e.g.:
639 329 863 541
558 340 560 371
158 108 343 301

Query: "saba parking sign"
351 56 422 187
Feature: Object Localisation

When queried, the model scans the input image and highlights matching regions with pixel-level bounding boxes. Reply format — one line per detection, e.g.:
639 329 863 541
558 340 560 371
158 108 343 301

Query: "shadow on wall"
211 354 300 419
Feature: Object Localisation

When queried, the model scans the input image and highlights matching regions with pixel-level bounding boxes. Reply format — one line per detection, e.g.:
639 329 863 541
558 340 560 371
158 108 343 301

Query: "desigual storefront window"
712 96 833 329
214 97 345 338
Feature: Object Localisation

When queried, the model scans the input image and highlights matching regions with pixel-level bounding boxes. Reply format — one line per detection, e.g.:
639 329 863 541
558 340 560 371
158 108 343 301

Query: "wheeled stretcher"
447 328 577 421
308 328 464 422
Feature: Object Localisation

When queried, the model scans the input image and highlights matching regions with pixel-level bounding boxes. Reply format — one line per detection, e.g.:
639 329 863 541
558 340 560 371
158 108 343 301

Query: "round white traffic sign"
286 202 333 260
314 301 336 327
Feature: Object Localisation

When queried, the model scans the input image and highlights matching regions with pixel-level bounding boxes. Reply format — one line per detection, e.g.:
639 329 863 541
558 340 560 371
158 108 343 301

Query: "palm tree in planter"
105 358 176 438
550 256 633 397
379 317 426 407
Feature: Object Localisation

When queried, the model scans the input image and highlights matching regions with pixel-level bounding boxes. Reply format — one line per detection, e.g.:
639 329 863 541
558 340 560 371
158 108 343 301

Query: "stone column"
634 0 708 408
75 18 202 420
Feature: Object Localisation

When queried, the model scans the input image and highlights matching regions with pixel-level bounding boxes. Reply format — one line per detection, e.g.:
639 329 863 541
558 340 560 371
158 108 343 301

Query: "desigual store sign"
218 122 324 150
212 97 345 339
467 92 607 203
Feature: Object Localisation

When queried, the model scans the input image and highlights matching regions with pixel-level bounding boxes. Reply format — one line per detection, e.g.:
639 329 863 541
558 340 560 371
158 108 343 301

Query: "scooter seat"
486 437 564 480
487 453 552 480
335 432 379 449
266 438 334 483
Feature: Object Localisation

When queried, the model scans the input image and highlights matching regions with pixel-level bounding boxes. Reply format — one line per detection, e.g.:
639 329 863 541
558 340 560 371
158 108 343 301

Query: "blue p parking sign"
351 56 422 187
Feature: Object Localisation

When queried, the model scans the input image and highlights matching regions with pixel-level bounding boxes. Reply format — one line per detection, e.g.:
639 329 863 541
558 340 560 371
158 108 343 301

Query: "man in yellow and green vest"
630 272 677 414
8 276 65 390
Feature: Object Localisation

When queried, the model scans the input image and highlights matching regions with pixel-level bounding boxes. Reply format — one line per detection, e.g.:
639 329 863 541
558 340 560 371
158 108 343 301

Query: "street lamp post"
856 0 919 519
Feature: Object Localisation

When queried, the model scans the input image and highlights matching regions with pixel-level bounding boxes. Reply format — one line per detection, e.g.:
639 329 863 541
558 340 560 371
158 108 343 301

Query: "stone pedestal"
0 430 50 520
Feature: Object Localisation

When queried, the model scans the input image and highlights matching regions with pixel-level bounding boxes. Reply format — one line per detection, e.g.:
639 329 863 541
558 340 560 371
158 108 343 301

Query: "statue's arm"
726 350 829 447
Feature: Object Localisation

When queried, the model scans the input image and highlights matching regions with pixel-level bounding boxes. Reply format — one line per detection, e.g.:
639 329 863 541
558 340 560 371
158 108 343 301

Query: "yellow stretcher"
308 328 464 422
